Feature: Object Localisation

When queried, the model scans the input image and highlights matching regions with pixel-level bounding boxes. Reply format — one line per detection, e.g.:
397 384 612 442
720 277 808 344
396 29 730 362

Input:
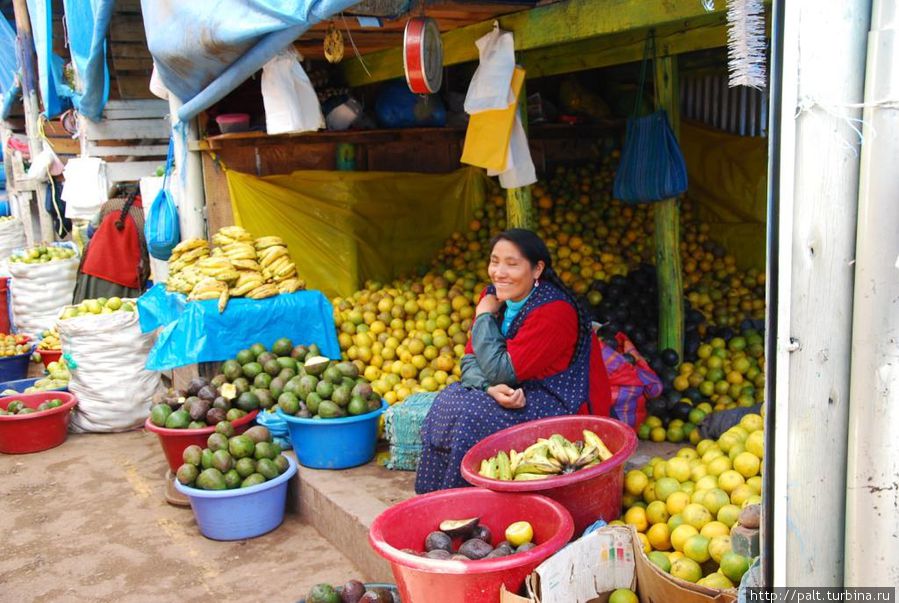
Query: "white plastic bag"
464 22 516 115
58 307 161 433
261 47 324 135
9 247 79 335
0 219 27 263
61 157 108 219
497 112 537 189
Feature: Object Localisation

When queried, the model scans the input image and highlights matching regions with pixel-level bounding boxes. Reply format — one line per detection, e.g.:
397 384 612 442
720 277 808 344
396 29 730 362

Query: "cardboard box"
500 526 737 603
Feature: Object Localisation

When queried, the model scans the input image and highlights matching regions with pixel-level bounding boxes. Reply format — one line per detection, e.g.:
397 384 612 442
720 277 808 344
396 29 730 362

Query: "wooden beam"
343 0 727 86
506 80 533 230
653 55 684 359
519 17 727 79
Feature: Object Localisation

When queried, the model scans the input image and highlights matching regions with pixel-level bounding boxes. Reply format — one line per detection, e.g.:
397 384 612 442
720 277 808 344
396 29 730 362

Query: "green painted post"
653 54 684 358
506 81 534 230
336 143 356 171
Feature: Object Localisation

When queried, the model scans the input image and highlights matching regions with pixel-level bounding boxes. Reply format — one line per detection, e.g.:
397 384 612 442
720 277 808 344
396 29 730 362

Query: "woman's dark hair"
490 228 593 355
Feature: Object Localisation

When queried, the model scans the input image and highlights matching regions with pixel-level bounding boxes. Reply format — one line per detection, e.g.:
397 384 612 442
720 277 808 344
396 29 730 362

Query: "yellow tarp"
680 120 768 269
226 167 487 298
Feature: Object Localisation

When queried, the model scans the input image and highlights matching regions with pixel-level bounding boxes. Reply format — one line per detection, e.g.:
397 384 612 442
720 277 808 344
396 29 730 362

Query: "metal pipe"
844 0 899 586
772 0 871 586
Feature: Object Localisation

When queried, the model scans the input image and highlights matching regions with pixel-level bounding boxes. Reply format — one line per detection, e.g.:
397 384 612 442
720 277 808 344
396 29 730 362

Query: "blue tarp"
62 0 111 121
141 0 358 122
137 284 341 370
25 0 71 118
0 16 19 119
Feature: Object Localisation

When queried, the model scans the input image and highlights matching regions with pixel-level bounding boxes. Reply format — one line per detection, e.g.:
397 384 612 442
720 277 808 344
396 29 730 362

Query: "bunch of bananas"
478 430 614 481
165 227 305 312
255 236 304 295
38 329 61 351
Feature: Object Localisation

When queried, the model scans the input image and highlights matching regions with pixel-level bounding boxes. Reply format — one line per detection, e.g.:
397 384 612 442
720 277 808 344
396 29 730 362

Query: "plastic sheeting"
680 120 767 270
137 284 340 370
25 0 71 118
62 0 111 121
0 17 18 119
142 0 359 122
225 167 488 298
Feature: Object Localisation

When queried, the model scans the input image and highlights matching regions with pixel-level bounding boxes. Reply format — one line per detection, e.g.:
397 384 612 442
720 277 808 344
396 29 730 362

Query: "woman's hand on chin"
476 293 501 317
486 383 526 409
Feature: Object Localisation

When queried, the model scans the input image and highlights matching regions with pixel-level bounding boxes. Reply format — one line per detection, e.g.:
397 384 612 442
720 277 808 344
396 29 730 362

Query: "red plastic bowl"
461 416 638 535
38 348 62 368
0 392 77 454
369 488 574 603
144 409 259 471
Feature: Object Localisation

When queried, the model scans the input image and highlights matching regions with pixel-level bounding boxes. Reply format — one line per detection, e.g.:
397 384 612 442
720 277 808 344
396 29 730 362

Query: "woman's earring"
534 278 539 288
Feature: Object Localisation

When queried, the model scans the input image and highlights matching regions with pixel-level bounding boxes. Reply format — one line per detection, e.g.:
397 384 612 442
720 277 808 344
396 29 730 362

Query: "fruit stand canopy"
141 0 359 123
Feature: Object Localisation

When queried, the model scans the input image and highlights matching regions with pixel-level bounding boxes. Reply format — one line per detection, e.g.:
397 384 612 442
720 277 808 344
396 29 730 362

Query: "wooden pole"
11 0 54 242
506 80 534 230
652 55 684 358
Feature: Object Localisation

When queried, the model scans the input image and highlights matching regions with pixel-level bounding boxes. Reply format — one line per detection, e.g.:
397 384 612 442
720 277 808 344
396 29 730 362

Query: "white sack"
0 219 27 264
9 252 79 335
61 157 108 220
58 307 161 433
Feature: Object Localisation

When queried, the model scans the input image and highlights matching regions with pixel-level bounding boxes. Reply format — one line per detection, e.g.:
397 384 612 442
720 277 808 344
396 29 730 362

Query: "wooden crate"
79 99 171 184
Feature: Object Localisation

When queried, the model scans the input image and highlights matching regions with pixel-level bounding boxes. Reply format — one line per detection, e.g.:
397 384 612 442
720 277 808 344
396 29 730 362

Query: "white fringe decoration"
727 0 767 89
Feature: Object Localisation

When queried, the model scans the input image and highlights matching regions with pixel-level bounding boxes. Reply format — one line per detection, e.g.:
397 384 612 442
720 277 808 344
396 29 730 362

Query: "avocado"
316 381 335 400
256 458 279 480
222 359 244 380
317 400 342 419
215 420 235 437
235 349 255 366
197 385 217 402
228 435 255 459
176 463 199 486
278 392 300 415
232 377 250 395
269 377 285 399
235 457 257 478
273 454 289 474
323 366 343 385
187 420 206 429
297 375 318 399
200 449 215 469
242 362 263 379
351 382 373 399
241 473 266 488
253 373 273 390
347 396 368 416
306 584 341 603
249 342 266 358
165 409 191 429
212 396 231 411
210 374 228 388
335 362 359 379
207 432 229 452
206 407 226 425
212 449 234 473
255 389 275 409
225 408 247 421
257 351 277 367
223 469 242 489
290 345 309 361
186 377 209 396
196 468 227 490
272 338 293 356
254 441 276 461
236 392 260 412
304 356 330 376
425 531 453 552
277 367 297 383
332 385 352 408
275 356 297 370
150 404 173 427
244 425 271 444
189 399 211 422
263 359 281 377
305 392 323 415
182 444 203 466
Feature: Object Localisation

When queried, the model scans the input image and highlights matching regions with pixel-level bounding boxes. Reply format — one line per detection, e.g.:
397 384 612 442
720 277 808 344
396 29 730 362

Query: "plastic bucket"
460 416 638 535
37 349 62 368
144 409 259 472
369 488 574 603
173 454 297 540
278 400 387 469
0 347 34 382
0 391 77 454
0 377 68 393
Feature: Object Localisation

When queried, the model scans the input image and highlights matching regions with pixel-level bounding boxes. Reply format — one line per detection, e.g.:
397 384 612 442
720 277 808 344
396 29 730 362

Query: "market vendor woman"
415 229 612 493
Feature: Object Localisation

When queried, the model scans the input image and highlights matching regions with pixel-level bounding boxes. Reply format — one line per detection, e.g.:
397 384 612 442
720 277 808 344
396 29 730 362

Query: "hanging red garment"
80 200 143 289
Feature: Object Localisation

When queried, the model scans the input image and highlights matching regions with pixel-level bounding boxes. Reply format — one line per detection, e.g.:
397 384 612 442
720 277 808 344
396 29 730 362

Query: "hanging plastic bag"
61 157 108 219
261 47 324 135
494 112 536 189
461 66 525 172
58 305 161 432
144 140 181 260
612 34 688 203
464 22 516 114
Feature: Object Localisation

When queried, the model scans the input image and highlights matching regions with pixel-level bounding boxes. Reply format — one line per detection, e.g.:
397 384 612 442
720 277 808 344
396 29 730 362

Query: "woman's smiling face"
488 239 544 302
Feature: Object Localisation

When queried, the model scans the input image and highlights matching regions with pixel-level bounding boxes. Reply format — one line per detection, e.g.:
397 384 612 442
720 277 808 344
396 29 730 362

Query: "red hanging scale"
403 15 443 94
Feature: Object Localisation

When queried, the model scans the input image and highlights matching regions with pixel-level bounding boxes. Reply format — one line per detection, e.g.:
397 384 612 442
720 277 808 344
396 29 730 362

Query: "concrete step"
290 458 416 583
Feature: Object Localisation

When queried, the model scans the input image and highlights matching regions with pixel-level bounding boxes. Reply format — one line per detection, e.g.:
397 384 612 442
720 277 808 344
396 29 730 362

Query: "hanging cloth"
612 33 688 203
461 66 525 172
80 193 143 289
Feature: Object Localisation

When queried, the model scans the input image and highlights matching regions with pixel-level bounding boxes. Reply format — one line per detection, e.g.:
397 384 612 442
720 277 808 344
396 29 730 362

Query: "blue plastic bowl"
0 348 33 382
0 377 68 393
173 454 297 541
278 400 387 470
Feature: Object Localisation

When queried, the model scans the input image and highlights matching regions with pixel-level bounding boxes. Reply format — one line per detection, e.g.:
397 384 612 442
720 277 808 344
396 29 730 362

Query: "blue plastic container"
0 348 34 382
0 377 68 393
173 454 297 541
278 400 388 470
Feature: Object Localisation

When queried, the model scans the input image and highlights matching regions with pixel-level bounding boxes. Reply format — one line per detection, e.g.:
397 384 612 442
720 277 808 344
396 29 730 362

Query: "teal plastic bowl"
174 454 297 541
278 400 387 470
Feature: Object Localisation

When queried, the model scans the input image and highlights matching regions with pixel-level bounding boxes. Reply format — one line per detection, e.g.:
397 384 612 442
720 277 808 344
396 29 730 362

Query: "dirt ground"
0 430 362 603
